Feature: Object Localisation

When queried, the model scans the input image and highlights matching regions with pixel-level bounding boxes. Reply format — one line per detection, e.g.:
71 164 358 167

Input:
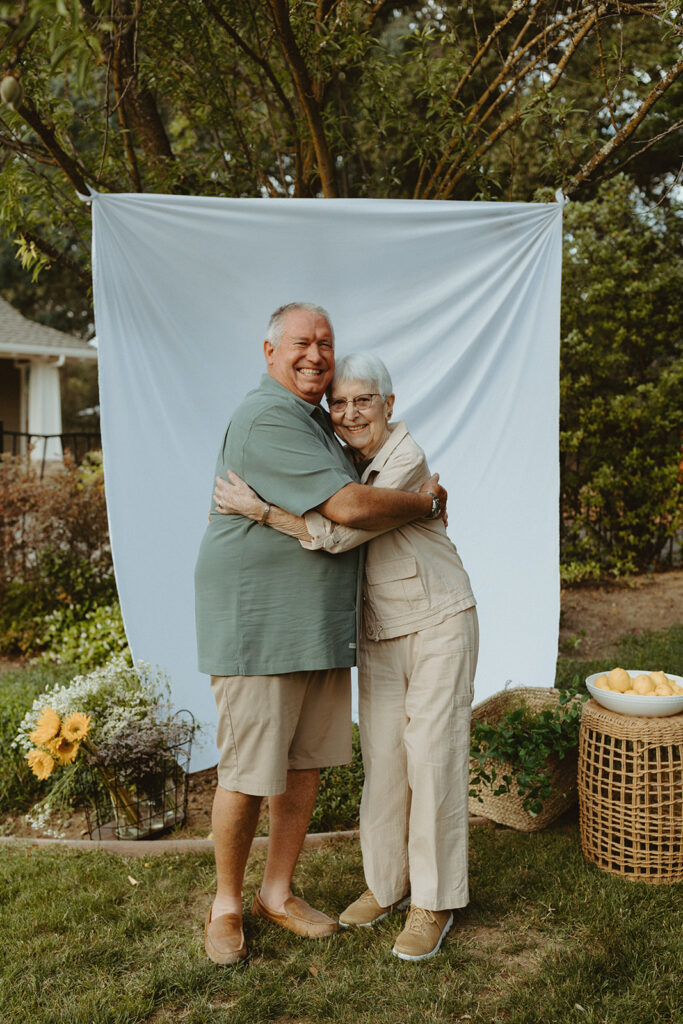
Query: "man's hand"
213 472 264 519
420 473 448 526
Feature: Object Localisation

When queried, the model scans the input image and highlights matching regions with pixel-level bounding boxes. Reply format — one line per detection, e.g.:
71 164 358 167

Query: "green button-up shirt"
194 375 361 676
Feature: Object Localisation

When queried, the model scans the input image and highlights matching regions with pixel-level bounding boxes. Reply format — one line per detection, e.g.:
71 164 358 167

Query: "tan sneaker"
392 906 454 961
338 889 410 928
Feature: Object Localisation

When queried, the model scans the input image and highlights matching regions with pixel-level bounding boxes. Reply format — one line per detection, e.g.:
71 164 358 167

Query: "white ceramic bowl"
586 670 683 717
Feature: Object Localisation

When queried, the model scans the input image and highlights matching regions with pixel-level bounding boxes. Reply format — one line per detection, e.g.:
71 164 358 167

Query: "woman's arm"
213 472 313 543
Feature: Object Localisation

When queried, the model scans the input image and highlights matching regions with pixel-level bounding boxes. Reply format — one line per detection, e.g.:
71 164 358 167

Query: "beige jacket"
303 421 476 641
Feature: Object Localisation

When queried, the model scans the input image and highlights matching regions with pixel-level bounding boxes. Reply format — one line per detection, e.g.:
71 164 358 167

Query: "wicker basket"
468 687 579 832
578 700 683 883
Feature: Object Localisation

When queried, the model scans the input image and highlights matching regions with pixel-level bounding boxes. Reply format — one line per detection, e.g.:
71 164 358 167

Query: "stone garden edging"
0 818 490 857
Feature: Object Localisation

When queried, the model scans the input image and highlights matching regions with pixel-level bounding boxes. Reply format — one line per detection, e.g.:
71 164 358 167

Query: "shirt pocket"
365 555 428 613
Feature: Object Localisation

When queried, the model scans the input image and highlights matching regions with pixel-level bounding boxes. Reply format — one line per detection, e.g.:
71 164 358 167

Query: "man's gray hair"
331 353 393 400
266 302 334 348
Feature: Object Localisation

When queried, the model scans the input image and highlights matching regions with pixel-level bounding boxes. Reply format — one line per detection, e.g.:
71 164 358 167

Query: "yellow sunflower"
29 707 62 746
26 748 56 780
61 712 91 743
46 734 80 766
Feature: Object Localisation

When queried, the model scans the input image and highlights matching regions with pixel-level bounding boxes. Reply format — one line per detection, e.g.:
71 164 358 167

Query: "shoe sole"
339 895 411 928
391 912 454 961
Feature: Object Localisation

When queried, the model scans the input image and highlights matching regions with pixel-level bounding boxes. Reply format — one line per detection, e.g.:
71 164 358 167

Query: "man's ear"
263 339 275 365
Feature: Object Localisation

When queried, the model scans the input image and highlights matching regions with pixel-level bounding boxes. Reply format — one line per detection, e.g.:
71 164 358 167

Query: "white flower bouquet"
14 657 194 838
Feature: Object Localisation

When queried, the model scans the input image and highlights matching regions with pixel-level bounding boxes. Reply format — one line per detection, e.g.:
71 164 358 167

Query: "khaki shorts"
210 668 352 796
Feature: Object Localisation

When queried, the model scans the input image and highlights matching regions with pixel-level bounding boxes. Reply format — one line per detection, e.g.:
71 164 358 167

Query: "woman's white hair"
266 302 333 347
331 353 393 400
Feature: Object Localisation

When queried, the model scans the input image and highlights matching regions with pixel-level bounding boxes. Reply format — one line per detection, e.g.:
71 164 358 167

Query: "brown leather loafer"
204 906 247 964
251 889 338 938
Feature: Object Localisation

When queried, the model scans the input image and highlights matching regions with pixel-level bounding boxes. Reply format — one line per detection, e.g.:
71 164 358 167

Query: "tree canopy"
1 1 680 576
0 0 681 287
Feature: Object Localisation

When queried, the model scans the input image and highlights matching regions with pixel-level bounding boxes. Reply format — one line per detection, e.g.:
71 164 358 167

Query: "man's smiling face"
264 309 335 405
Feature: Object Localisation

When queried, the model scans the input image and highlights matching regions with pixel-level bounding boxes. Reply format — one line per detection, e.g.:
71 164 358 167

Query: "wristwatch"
425 491 442 520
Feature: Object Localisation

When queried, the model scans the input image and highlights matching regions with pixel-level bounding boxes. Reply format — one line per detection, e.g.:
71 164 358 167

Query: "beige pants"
358 606 478 911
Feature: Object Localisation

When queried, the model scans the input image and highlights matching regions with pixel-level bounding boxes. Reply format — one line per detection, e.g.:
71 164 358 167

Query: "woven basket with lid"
468 686 579 832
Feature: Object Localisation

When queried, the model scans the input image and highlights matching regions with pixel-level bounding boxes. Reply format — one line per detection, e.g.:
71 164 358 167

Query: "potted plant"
469 685 588 832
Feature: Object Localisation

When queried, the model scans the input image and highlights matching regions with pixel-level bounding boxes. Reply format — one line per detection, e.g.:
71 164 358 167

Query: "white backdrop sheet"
90 193 563 771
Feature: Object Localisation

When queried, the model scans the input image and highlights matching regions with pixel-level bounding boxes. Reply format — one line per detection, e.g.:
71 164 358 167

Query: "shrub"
309 722 364 833
36 602 130 673
0 451 115 654
560 176 682 576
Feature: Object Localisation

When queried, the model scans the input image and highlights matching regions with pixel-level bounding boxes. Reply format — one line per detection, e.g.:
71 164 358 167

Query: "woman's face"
328 379 395 459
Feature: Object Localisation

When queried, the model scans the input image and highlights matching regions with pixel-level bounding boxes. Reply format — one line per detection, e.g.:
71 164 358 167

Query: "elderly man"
195 302 446 964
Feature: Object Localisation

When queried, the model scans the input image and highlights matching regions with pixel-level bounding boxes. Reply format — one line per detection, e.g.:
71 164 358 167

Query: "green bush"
309 722 364 833
36 602 130 673
560 176 682 577
0 452 115 654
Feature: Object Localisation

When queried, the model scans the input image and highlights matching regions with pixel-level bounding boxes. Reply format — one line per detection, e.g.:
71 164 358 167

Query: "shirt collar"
259 374 327 416
259 374 335 435
359 420 409 481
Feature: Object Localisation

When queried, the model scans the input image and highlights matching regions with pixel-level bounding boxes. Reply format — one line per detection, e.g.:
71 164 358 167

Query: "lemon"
607 667 631 693
632 674 654 695
594 675 610 690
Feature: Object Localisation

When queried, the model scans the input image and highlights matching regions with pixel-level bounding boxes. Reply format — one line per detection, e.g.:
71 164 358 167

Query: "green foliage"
0 1 680 283
0 663 75 813
36 601 130 673
0 452 115 654
560 176 683 576
309 722 364 833
469 689 588 816
556 624 683 690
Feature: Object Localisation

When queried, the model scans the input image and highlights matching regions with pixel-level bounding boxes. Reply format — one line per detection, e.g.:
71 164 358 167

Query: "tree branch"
19 230 90 285
434 11 599 199
10 97 91 194
202 0 298 129
266 0 338 196
563 55 683 196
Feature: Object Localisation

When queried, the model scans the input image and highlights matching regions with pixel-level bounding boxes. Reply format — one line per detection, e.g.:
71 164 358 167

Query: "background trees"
0 0 681 574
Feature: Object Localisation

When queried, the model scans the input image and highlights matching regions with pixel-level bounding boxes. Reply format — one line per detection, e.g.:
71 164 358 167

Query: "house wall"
0 358 21 432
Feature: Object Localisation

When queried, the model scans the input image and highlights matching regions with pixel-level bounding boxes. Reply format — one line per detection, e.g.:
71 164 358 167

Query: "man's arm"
317 474 445 530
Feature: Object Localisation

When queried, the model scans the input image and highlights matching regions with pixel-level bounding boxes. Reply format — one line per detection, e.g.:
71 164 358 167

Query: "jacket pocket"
365 555 427 608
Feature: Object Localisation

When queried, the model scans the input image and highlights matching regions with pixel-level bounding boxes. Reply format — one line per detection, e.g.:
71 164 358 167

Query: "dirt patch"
559 569 683 658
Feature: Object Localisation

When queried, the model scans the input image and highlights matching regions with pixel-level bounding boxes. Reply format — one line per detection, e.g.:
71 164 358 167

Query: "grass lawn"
2 624 682 1022
2 821 681 1024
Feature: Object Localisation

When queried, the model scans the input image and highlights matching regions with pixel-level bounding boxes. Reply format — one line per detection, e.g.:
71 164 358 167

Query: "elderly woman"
214 353 477 962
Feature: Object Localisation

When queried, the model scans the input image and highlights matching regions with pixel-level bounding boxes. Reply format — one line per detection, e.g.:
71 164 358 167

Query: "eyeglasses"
328 393 379 413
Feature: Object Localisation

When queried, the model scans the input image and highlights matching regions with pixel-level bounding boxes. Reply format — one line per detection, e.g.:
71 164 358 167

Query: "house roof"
0 296 97 360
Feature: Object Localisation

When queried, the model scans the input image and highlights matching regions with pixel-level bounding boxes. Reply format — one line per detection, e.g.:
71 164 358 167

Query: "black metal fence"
0 421 102 478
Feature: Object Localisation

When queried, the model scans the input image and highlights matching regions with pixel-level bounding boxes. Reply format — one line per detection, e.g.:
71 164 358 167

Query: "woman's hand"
213 471 265 520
